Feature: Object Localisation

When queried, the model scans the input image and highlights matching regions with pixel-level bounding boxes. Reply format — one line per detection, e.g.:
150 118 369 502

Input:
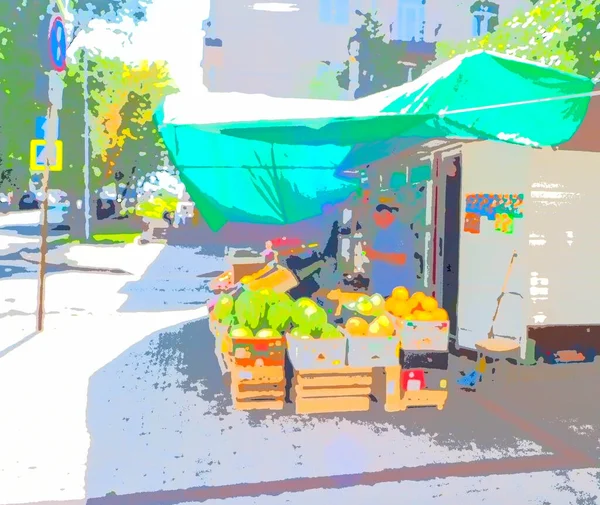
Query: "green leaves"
0 0 151 193
435 0 600 79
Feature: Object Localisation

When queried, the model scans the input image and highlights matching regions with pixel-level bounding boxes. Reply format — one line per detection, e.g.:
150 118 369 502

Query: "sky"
68 0 209 92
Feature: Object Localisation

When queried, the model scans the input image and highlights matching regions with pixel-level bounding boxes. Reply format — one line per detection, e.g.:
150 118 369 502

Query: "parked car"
19 192 40 210
18 189 70 227
47 190 70 226
0 192 12 210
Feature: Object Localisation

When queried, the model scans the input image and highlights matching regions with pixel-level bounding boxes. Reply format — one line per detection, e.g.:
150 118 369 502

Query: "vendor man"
363 203 417 297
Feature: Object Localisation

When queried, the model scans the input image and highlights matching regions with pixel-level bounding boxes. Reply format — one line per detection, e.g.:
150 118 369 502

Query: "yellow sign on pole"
30 139 63 172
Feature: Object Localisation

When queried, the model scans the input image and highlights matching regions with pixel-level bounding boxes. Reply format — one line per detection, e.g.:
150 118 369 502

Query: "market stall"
208 281 452 413
156 50 599 405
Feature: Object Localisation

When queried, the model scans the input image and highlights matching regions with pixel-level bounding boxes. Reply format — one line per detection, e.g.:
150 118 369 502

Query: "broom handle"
499 250 518 296
488 250 518 338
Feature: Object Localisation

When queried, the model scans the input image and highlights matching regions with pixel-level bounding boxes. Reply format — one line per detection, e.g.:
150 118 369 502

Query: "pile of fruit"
288 297 343 340
343 293 395 337
212 290 342 340
344 293 386 316
384 286 449 322
213 288 293 339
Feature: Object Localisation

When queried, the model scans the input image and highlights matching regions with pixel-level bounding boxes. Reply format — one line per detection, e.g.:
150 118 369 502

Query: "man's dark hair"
375 204 399 213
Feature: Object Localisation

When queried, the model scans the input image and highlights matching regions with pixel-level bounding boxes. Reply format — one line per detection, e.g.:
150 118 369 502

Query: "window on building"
471 1 499 37
319 0 350 25
395 0 426 42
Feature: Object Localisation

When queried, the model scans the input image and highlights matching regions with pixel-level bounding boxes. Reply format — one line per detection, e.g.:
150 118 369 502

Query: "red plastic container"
401 369 426 391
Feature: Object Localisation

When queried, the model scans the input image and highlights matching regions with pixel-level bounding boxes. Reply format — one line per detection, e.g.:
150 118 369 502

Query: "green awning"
201 51 593 147
155 50 594 231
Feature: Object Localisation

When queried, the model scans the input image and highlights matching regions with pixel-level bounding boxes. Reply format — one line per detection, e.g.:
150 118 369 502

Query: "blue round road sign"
48 15 67 72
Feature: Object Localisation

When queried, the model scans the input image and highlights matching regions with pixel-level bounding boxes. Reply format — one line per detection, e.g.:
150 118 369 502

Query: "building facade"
202 0 530 98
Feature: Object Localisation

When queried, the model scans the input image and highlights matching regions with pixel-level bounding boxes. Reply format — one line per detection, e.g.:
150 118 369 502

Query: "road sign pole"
36 105 58 333
36 0 65 333
83 49 91 241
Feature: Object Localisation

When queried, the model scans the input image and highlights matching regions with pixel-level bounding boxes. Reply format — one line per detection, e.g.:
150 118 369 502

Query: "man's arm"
364 247 406 266
378 251 407 265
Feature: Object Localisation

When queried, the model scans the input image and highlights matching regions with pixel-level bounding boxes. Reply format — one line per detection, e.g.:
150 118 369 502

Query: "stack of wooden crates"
227 334 287 411
292 367 373 415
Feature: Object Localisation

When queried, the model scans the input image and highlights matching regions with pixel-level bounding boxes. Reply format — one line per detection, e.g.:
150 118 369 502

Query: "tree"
435 0 600 79
0 26 7 60
43 52 175 237
87 58 176 191
337 11 430 99
0 0 150 194
48 50 105 200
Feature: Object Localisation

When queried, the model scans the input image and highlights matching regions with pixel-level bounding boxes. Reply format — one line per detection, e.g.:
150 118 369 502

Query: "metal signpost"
83 49 91 241
35 8 67 332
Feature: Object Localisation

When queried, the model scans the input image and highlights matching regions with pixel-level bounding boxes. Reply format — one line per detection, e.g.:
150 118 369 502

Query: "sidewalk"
0 308 208 505
20 241 166 276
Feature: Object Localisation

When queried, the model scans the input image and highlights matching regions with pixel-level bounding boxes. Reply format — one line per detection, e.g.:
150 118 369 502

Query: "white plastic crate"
340 327 401 368
399 320 450 352
285 332 347 370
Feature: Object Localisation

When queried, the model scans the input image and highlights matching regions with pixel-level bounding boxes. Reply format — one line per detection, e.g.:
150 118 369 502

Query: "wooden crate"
228 356 285 411
293 367 373 415
383 366 449 412
397 389 448 411
231 335 286 367
383 365 402 413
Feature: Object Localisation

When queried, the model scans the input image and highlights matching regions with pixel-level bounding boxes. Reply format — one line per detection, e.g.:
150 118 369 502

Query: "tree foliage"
337 11 429 99
435 0 600 79
89 59 174 172
0 0 150 193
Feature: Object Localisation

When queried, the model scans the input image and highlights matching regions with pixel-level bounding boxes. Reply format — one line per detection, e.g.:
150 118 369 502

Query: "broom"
457 250 518 389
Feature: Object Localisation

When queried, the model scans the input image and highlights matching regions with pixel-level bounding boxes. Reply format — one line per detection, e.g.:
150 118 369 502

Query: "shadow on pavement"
117 245 226 313
83 317 575 503
0 331 39 359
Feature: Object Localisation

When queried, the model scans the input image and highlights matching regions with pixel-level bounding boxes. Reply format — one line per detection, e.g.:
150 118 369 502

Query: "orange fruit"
411 291 426 303
392 286 410 301
431 308 449 321
385 297 396 313
418 311 433 321
346 317 369 336
421 296 439 312
393 300 410 317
